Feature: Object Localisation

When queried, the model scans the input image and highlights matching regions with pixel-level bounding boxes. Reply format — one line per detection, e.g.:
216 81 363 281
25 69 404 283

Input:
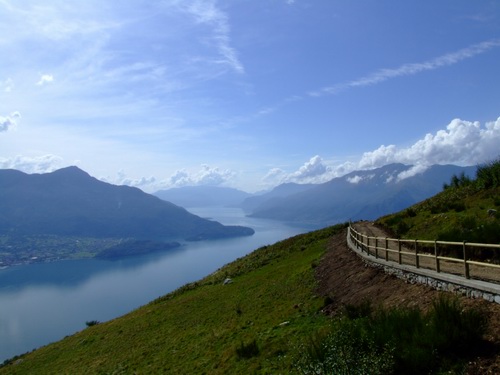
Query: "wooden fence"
348 224 500 284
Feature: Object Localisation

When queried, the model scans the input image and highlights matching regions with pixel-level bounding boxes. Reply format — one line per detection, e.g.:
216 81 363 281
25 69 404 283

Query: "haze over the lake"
1 1 499 192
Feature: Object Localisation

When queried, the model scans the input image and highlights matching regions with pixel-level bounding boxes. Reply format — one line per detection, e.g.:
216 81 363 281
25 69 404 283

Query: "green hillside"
376 159 500 248
0 226 342 374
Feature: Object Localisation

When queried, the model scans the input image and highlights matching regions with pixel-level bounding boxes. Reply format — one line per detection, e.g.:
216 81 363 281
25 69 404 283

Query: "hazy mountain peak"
0 167 254 240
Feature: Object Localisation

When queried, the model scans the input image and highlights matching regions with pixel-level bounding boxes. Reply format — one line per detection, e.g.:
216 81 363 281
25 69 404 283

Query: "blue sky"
1 0 499 193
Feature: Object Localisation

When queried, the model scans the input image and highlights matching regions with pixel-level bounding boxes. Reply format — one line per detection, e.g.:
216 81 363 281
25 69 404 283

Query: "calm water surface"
0 207 310 362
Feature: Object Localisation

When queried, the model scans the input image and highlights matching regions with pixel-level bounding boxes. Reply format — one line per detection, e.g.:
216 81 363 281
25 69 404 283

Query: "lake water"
0 207 311 362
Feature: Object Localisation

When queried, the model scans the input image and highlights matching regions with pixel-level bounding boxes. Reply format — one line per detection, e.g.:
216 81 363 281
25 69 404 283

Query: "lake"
0 207 311 362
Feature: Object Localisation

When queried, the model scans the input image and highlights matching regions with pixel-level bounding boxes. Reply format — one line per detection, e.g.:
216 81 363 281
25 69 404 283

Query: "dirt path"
315 228 500 374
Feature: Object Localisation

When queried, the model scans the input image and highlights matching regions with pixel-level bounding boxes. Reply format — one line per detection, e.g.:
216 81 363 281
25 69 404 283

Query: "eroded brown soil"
315 227 500 374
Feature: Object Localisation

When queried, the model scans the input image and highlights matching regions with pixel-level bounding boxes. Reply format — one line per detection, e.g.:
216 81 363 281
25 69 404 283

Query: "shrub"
294 296 488 375
494 196 500 207
476 158 500 189
449 200 466 212
85 320 100 327
405 208 417 217
236 339 260 359
294 319 394 375
343 300 372 320
395 220 410 237
427 295 487 356
443 171 472 190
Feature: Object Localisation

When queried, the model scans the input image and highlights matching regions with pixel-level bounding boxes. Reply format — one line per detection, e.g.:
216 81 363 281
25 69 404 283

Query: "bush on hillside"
235 339 260 360
444 158 500 191
443 171 472 190
476 158 500 189
294 295 488 375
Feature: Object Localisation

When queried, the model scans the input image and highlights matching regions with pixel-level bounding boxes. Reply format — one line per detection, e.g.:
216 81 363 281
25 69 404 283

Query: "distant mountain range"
242 164 477 228
0 167 254 241
239 182 316 213
154 185 251 208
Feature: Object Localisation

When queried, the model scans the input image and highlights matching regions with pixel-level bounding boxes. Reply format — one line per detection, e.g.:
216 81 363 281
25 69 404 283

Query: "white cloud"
347 175 363 184
262 156 333 187
285 155 328 182
114 170 157 188
0 111 20 132
36 74 54 86
262 116 500 187
309 39 500 97
164 164 235 188
359 117 500 171
262 168 286 183
182 0 244 74
0 154 63 173
396 164 429 182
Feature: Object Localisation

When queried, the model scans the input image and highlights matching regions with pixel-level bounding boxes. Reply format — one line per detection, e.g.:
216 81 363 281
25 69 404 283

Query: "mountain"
239 182 316 213
154 186 252 208
247 164 477 228
0 167 254 240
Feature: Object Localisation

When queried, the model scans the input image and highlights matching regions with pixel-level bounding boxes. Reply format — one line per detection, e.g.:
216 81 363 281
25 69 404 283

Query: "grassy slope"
377 160 500 245
1 225 345 375
376 185 500 244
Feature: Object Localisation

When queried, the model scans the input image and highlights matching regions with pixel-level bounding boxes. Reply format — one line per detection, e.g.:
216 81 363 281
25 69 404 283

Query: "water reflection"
0 246 186 293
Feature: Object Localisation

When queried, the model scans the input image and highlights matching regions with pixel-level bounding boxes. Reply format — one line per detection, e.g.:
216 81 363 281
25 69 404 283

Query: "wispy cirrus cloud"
308 39 500 97
182 0 244 74
236 39 500 129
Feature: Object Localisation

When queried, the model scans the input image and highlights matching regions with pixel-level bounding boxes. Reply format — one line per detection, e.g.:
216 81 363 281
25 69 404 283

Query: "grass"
0 225 344 374
377 159 500 248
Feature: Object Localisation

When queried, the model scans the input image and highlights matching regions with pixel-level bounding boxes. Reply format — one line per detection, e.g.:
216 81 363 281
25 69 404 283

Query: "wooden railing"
348 224 500 284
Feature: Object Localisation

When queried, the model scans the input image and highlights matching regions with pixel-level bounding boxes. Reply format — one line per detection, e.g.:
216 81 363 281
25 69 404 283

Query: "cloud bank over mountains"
0 154 63 174
1 116 499 191
262 116 500 187
358 117 500 169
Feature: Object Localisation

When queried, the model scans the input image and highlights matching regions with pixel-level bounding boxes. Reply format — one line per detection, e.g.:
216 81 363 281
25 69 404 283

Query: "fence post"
367 236 370 255
398 239 402 264
463 241 470 279
385 237 389 261
375 238 378 259
434 240 440 273
414 240 419 268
